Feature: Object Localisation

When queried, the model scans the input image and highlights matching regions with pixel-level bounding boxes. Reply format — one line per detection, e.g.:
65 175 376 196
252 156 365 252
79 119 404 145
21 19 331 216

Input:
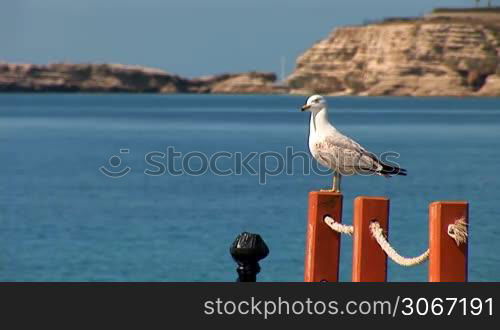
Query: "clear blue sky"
2 0 481 77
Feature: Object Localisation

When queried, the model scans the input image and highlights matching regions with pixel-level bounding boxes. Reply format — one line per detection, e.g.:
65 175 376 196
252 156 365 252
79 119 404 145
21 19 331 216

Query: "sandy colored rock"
185 72 287 94
0 62 288 94
3 9 500 97
0 62 190 93
287 14 500 96
209 72 287 94
477 74 500 96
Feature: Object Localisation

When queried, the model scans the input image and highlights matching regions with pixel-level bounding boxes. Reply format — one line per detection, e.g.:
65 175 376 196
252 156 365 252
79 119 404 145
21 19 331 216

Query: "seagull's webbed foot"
319 173 342 193
320 188 341 193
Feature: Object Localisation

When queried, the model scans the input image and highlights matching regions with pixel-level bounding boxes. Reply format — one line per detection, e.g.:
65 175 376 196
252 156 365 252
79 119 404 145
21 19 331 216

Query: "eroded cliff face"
0 63 188 93
0 62 285 94
209 72 288 94
188 72 287 94
4 13 500 97
287 18 500 96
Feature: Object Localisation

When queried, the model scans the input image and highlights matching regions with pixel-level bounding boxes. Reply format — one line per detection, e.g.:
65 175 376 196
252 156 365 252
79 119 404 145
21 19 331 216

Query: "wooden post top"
309 191 343 196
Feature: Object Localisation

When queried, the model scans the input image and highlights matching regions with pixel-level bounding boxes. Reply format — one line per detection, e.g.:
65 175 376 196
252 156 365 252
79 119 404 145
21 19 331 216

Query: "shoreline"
2 91 500 99
2 9 500 97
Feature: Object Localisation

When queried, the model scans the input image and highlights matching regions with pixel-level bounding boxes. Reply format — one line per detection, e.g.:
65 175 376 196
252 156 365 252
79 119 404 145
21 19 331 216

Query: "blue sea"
0 94 499 281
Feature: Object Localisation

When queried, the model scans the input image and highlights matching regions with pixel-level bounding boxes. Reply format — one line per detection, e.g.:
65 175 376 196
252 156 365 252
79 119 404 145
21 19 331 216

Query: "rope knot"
447 217 468 246
369 220 387 239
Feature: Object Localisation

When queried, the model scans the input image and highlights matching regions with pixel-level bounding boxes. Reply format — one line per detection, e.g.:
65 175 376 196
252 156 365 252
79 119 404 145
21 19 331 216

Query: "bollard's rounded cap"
230 232 269 265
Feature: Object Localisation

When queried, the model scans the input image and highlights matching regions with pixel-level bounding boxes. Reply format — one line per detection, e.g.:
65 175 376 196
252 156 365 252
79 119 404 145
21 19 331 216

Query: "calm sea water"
1 94 499 281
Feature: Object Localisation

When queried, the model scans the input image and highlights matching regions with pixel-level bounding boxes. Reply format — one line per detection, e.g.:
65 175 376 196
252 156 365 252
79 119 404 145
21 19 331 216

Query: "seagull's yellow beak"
301 104 311 111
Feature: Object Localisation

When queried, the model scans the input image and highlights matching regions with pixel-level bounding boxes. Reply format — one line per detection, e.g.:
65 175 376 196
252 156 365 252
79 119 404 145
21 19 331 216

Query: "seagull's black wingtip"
396 169 407 176
380 165 407 176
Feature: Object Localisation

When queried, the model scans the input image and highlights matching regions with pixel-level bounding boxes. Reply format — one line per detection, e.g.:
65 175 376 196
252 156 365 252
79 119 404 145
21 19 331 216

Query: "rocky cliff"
186 72 288 94
287 14 500 96
0 62 286 94
4 10 500 97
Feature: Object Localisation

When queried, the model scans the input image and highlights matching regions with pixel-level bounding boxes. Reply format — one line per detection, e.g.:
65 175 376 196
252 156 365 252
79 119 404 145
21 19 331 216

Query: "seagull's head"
301 94 327 112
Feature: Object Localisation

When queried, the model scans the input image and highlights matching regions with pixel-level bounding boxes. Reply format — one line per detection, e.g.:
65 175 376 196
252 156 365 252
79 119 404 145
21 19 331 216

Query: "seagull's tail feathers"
379 163 407 177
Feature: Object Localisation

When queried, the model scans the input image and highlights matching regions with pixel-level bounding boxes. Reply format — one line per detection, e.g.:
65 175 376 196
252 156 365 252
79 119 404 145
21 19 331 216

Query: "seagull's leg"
336 173 342 192
320 172 340 193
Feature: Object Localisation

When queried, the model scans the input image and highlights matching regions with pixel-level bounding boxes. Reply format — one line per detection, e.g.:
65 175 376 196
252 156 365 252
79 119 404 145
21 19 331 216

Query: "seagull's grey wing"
315 132 407 176
314 133 383 175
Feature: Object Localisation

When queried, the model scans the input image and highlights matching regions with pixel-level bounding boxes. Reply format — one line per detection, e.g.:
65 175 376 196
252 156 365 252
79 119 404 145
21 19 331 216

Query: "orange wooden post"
429 201 469 282
304 191 343 282
352 197 390 282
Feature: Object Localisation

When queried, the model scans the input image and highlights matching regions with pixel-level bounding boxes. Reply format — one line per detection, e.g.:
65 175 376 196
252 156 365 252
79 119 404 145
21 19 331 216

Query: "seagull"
301 95 406 192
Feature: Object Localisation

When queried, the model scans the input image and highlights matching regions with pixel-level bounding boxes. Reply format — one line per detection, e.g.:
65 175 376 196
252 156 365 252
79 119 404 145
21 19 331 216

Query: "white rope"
324 216 354 235
448 217 468 246
369 221 429 267
323 216 468 267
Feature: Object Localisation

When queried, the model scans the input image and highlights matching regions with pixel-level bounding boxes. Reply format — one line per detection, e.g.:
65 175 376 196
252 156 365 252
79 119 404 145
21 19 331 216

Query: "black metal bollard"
230 232 269 282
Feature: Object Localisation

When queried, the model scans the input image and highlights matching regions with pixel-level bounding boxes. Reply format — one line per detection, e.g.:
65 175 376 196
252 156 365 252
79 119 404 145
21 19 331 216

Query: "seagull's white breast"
307 108 380 176
308 114 334 170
